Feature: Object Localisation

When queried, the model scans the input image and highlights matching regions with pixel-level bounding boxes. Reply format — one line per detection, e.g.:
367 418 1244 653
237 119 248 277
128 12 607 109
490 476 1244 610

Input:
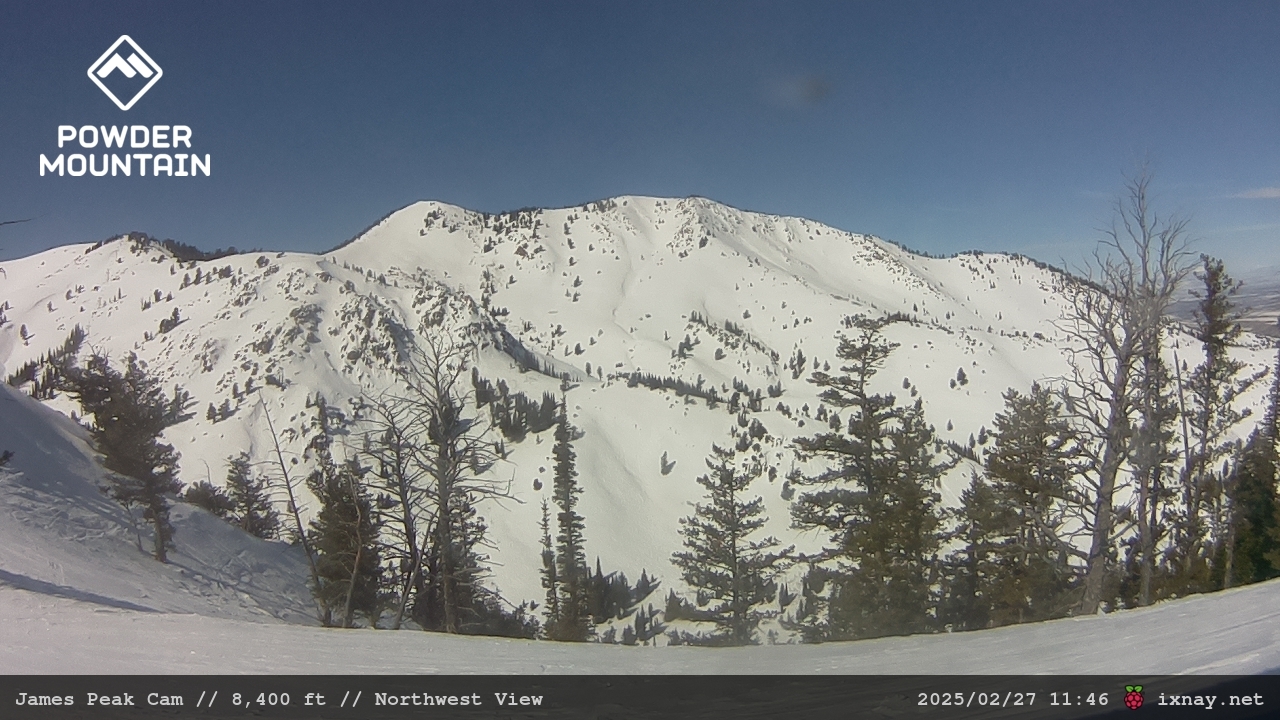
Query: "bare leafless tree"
1057 166 1195 614
356 389 431 629
257 396 327 624
367 331 511 633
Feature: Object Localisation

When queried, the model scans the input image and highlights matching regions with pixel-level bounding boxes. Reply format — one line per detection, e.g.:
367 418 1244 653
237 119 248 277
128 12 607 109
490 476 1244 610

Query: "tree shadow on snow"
0 568 159 613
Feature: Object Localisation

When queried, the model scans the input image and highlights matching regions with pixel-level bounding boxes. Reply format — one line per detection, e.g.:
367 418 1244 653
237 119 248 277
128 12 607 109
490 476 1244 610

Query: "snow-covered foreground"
2 578 1278 675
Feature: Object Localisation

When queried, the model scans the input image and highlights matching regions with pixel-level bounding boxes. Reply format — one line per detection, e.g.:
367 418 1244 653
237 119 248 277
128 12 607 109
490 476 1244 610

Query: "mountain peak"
1 196 1273 612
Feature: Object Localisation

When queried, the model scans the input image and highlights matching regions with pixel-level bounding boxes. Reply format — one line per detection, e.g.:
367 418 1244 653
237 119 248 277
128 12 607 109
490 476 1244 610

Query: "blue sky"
2 1 1278 272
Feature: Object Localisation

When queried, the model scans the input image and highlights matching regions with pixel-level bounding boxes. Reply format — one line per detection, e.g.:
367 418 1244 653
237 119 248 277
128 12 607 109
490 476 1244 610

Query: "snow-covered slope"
3 576 1278 674
0 196 1273 611
0 383 314 624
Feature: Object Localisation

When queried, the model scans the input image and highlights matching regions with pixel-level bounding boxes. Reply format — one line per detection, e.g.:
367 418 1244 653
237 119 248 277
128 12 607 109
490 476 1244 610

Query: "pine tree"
549 404 591 641
1224 344 1280 587
1124 345 1180 607
825 398 948 639
309 456 383 628
184 480 234 518
671 431 792 644
305 395 382 627
1170 256 1266 594
1226 430 1279 585
945 384 1082 628
538 498 561 634
789 316 949 640
224 451 280 539
788 316 898 640
62 352 191 562
939 474 1009 631
419 489 494 634
583 558 662 632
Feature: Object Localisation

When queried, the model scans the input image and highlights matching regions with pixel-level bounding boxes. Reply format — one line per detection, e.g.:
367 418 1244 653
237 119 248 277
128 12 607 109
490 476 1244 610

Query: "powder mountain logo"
87 35 163 111
40 35 209 177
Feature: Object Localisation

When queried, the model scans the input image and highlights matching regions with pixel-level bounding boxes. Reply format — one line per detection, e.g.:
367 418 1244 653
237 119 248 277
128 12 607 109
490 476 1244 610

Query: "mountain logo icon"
87 35 163 111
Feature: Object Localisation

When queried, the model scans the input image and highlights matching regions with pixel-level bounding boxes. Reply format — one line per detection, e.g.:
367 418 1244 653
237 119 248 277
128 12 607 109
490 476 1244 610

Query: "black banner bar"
2 676 1273 719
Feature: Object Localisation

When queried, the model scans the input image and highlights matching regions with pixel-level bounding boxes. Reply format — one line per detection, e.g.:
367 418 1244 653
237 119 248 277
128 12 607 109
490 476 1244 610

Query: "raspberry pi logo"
1124 685 1144 710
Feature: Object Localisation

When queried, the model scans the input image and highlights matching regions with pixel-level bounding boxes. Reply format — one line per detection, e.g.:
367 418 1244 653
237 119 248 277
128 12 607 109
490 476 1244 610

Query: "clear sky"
2 1 1278 273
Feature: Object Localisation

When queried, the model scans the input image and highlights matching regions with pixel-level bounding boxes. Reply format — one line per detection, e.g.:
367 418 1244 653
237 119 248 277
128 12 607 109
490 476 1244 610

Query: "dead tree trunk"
1062 166 1192 614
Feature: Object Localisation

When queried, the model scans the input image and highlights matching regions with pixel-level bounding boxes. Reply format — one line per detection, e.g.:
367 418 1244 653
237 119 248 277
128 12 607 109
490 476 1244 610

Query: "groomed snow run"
2 578 1278 674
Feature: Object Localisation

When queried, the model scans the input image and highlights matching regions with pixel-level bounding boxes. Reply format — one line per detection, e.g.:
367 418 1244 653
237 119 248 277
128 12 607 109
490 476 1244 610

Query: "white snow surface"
3 579 1279 674
0 384 315 624
0 195 1276 665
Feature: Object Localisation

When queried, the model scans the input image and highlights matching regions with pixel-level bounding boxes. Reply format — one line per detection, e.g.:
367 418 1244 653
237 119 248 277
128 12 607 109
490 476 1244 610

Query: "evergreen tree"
1124 346 1180 607
1226 430 1279 586
944 384 1082 628
309 456 383 628
789 316 949 640
419 488 495 634
1224 344 1280 587
671 431 792 644
62 352 192 562
583 558 662 634
823 398 948 639
538 498 561 634
788 316 898 641
939 474 1009 631
184 480 234 518
1170 256 1266 594
305 395 382 627
224 451 280 539
549 403 591 641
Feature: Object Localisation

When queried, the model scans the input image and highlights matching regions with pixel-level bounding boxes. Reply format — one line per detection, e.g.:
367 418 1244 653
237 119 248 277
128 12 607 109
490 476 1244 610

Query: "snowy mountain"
0 195 1274 613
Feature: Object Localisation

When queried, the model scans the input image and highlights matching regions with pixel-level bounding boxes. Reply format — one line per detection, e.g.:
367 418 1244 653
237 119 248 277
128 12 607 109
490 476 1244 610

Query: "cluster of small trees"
537 406 663 643
665 171 1279 645
183 452 280 540
5 325 85 400
38 322 650 640
470 370 557 441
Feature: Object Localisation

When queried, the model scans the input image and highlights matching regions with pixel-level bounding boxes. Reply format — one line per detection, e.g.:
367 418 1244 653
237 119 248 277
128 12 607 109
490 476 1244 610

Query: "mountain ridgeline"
1 194 1276 643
